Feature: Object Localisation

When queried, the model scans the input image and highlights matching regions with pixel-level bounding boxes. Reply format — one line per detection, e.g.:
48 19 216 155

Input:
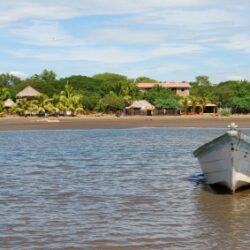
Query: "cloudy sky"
0 0 250 82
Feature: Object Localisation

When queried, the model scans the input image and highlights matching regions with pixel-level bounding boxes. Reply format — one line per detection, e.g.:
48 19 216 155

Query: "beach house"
136 82 191 97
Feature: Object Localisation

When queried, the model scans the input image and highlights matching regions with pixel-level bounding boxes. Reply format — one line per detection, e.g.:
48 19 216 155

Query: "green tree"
180 97 189 114
215 80 250 108
154 97 181 110
58 75 112 97
96 92 126 112
0 87 13 100
30 69 57 82
195 75 211 86
0 100 4 114
56 83 83 115
14 69 59 97
191 75 213 100
198 96 210 114
189 96 198 114
134 76 158 83
92 72 128 85
82 92 101 111
144 85 174 104
111 81 141 104
0 73 21 86
230 96 250 113
32 94 57 114
16 98 30 115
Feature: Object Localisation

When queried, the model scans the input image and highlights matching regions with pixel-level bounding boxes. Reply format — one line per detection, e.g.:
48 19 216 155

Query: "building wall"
176 88 190 97
136 84 190 97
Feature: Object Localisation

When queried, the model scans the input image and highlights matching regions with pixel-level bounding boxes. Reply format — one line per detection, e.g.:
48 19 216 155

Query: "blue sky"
1 0 250 83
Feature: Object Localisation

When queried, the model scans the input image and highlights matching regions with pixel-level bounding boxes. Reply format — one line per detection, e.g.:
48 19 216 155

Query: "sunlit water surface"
1 128 250 250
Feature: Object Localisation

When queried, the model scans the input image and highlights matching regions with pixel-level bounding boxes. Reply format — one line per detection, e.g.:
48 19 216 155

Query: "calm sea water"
1 128 250 250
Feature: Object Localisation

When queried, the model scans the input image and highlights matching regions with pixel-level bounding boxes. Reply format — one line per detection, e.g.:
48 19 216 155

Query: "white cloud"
0 0 209 26
126 8 233 27
0 0 247 52
9 71 27 79
0 70 27 79
8 21 85 46
227 75 246 81
0 1 77 26
148 44 205 57
8 46 141 64
0 0 250 81
144 64 189 73
7 42 205 65
120 62 190 81
88 28 166 44
220 34 250 53
116 8 239 48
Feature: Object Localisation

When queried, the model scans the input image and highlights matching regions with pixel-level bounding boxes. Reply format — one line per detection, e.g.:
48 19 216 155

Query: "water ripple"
1 128 250 249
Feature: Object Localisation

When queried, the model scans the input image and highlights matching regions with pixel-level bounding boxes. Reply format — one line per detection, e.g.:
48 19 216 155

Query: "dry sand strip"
0 115 250 131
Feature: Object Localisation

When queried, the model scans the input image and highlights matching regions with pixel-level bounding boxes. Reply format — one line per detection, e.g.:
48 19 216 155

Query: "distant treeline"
0 70 250 114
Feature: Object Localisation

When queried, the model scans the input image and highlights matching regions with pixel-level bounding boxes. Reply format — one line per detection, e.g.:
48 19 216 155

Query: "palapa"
16 86 41 98
126 100 155 111
3 98 16 108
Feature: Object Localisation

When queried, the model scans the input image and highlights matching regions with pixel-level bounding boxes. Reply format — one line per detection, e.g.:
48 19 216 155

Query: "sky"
0 0 250 83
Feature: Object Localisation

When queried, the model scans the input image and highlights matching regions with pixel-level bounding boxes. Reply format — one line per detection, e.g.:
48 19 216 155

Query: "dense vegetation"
0 70 250 115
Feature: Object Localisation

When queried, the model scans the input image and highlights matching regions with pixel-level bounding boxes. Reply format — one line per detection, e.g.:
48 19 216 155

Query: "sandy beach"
0 114 250 131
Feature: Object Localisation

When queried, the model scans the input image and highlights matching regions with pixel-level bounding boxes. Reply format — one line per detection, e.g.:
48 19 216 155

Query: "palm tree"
0 100 4 116
16 98 30 116
44 102 59 115
112 81 140 105
180 97 189 114
28 102 40 115
56 83 84 115
189 96 198 114
8 105 17 115
32 94 49 115
198 96 209 114
0 87 11 101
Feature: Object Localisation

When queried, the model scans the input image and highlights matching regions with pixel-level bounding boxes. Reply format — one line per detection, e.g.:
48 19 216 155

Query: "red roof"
137 82 191 89
136 83 156 88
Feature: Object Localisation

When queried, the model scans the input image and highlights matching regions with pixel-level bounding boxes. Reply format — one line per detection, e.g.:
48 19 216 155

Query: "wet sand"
0 114 250 131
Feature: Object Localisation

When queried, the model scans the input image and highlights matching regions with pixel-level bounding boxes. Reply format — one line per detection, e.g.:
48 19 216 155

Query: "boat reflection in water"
195 187 250 249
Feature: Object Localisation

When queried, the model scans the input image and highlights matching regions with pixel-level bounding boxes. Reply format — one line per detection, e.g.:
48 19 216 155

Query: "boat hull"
194 131 250 192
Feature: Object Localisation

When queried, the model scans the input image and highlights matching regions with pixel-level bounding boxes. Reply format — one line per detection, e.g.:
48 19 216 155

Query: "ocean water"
1 128 250 250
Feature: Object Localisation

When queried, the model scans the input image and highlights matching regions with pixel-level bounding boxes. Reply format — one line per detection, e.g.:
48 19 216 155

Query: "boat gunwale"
193 131 250 157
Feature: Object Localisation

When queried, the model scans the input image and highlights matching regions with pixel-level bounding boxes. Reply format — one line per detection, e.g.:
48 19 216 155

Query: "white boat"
193 123 250 192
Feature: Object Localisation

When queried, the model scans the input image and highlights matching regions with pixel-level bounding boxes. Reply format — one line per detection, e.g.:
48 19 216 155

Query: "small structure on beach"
125 100 155 115
182 101 218 114
3 98 16 108
203 103 218 114
16 86 41 100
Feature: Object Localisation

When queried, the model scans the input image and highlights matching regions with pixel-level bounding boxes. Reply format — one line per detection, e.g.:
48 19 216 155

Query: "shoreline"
0 114 250 131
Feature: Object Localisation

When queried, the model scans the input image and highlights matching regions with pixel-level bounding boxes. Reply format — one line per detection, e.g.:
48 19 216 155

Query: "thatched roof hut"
16 86 41 99
3 98 16 108
126 100 155 115
126 100 155 111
